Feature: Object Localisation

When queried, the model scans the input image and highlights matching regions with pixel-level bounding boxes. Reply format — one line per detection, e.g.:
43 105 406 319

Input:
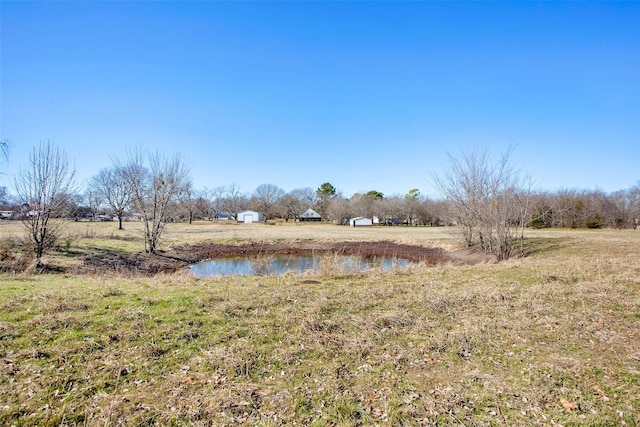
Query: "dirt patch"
79 240 489 276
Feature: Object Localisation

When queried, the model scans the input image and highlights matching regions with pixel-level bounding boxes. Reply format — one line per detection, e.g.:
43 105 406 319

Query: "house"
237 210 264 224
126 213 144 222
0 211 15 219
350 217 373 227
383 217 403 226
298 208 321 222
213 212 235 221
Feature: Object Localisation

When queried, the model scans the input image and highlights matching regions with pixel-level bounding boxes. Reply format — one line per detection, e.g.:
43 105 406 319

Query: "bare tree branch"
13 141 77 265
433 146 529 260
118 149 190 253
89 166 134 229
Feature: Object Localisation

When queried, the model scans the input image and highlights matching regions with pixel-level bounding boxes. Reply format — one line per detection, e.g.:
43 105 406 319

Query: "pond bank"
80 240 487 276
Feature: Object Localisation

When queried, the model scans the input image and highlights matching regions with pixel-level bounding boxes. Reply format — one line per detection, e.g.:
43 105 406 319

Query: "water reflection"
189 255 410 277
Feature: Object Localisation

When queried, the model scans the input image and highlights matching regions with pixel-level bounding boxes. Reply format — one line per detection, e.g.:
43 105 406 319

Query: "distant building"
299 208 321 222
350 217 373 227
126 213 144 222
213 212 235 221
237 210 264 224
0 211 15 219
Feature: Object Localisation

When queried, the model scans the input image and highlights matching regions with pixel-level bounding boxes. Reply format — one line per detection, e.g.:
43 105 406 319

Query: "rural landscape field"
3 1 639 425
1 220 638 426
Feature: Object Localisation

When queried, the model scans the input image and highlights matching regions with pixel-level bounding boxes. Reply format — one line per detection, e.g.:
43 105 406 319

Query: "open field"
1 221 639 425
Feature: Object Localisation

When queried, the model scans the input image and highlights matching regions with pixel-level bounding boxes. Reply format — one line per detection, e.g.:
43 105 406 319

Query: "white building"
237 210 264 223
349 216 373 227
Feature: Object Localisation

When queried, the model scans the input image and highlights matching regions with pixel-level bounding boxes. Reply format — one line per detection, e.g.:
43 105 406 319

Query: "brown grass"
0 222 639 425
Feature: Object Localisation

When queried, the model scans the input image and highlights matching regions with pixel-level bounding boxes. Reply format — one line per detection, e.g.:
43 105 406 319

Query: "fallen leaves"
560 397 579 411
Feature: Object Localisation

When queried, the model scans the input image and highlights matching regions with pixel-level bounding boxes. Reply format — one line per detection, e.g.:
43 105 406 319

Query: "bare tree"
278 194 301 222
83 187 103 221
204 186 225 219
60 192 84 220
0 187 10 207
630 181 640 230
325 194 350 224
608 182 640 229
119 149 190 253
0 139 9 170
292 187 316 208
415 198 446 226
252 183 284 220
433 147 529 260
89 166 133 230
194 194 211 220
14 142 76 265
403 189 421 225
349 191 383 222
177 182 200 224
380 195 406 225
222 184 248 220
528 191 554 229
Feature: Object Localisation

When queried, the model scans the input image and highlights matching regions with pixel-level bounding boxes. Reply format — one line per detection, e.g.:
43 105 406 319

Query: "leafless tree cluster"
433 147 530 260
529 184 640 229
277 187 316 222
205 184 249 220
13 142 77 265
176 182 201 225
201 185 317 223
4 140 639 262
252 183 285 220
322 191 447 226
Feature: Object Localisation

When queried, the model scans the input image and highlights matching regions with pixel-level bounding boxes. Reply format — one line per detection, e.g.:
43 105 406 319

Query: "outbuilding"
237 210 264 224
349 216 373 227
299 208 322 222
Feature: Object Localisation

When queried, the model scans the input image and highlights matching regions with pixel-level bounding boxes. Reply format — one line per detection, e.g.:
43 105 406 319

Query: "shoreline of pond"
80 240 492 276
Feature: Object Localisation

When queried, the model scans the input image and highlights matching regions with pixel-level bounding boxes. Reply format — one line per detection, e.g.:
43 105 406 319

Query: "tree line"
1 142 639 264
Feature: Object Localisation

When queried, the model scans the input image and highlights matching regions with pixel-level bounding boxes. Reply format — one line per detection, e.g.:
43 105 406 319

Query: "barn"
237 210 264 223
349 216 373 227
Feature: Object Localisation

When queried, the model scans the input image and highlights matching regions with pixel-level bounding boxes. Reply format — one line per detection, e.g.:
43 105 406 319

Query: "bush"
0 237 17 261
585 214 605 229
0 237 33 272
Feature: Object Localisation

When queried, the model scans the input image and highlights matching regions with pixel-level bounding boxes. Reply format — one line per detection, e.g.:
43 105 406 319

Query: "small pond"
189 255 411 277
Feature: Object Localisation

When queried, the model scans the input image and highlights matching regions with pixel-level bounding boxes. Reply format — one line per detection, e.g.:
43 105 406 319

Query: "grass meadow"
1 220 639 426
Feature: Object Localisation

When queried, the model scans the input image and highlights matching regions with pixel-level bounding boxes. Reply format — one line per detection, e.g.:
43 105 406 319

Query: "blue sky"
1 1 638 198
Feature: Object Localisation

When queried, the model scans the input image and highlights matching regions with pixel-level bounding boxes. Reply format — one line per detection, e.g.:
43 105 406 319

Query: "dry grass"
0 223 639 425
0 219 457 248
0 220 458 272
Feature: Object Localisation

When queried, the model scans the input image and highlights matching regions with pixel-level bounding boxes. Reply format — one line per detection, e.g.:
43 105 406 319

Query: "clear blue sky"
1 1 638 198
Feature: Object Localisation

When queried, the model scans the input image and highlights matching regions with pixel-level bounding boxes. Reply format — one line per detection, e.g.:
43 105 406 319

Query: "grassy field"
1 220 639 425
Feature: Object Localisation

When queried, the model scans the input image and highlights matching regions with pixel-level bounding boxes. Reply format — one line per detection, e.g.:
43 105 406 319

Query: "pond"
189 255 411 277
